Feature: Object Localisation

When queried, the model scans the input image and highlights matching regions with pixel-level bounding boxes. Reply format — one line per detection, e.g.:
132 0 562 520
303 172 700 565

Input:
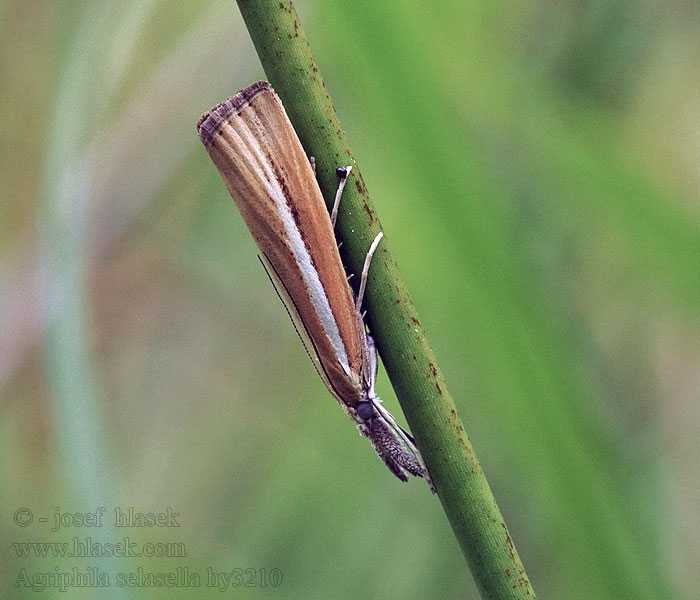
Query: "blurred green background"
2 1 699 598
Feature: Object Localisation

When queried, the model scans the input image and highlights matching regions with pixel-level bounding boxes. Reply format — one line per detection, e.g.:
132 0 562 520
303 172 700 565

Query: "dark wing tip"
196 80 273 147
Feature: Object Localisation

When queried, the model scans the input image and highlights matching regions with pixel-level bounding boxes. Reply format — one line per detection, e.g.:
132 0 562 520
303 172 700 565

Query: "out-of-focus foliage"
1 1 699 598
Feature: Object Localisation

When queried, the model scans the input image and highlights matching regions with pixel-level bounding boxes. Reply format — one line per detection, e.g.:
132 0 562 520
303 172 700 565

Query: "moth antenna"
257 255 347 407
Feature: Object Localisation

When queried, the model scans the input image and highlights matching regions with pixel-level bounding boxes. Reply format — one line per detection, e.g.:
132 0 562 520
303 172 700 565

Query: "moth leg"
364 333 379 400
330 165 352 227
355 231 383 313
327 165 383 313
371 400 434 490
355 395 434 489
366 417 423 480
365 333 434 490
309 155 316 175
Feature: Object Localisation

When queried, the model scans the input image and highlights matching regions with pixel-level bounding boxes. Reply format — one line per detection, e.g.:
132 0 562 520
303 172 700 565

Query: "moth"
197 81 428 484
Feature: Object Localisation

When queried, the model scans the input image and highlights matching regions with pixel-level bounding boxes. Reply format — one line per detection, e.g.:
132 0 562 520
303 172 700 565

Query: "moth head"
355 400 377 421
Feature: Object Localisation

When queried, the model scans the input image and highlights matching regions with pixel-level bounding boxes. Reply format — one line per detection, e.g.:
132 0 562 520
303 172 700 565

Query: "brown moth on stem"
197 81 430 486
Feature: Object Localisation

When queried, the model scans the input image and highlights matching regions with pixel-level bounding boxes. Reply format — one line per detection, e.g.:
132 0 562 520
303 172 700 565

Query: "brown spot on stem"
518 577 532 596
502 523 515 560
362 203 375 224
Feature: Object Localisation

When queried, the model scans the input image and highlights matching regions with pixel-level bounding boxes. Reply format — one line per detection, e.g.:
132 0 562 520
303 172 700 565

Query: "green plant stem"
235 1 536 598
